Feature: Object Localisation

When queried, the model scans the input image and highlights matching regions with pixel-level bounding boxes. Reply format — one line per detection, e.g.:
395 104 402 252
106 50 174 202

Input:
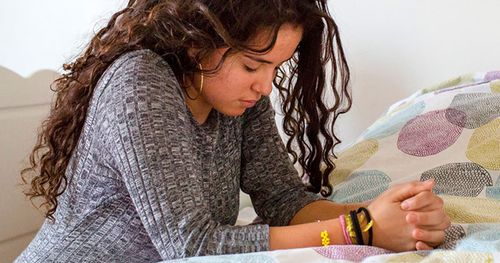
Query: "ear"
187 47 201 61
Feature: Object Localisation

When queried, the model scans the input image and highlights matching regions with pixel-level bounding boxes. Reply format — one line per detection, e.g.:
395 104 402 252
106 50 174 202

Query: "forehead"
205 24 303 66
245 24 303 63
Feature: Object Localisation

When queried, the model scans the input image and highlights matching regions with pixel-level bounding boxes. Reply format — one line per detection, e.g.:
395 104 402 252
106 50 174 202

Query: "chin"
218 107 247 117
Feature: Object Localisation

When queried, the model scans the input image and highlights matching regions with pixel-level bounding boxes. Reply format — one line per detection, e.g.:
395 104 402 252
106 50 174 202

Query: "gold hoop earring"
185 63 204 100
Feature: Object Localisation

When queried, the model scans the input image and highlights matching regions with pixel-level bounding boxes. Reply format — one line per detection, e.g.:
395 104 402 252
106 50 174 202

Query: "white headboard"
0 66 56 262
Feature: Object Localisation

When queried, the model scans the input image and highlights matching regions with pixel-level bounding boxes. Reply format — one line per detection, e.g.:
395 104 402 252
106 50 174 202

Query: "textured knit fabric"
15 49 322 262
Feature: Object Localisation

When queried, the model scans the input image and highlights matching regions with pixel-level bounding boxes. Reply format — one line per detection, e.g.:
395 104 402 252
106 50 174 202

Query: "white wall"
0 0 127 78
329 0 500 147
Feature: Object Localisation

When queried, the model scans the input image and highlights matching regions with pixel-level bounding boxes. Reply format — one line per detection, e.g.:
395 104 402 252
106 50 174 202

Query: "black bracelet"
350 210 364 245
357 207 373 246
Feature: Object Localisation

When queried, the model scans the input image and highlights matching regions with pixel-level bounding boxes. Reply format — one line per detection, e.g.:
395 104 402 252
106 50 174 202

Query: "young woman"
17 0 450 262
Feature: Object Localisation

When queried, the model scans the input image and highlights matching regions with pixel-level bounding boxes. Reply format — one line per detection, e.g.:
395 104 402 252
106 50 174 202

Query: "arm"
270 181 449 252
240 97 323 227
289 200 369 225
238 97 372 249
270 217 345 250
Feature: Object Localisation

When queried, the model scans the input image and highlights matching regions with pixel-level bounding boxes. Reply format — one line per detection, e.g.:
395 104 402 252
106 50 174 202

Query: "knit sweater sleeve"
96 50 270 259
240 97 324 226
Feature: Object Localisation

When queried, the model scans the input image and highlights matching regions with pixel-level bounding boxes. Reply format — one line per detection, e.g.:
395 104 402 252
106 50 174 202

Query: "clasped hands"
367 179 451 252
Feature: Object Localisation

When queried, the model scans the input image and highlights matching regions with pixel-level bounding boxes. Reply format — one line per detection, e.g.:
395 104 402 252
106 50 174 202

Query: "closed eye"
244 65 258 73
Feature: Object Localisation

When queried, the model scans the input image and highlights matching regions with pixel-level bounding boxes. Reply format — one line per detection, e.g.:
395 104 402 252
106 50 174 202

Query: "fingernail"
401 201 410 210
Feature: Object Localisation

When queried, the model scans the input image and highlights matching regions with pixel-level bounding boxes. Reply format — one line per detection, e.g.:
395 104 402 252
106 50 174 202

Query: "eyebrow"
244 54 294 66
244 54 273 65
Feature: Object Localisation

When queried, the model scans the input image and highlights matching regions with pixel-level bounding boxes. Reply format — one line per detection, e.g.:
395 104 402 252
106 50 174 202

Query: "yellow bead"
320 230 330 246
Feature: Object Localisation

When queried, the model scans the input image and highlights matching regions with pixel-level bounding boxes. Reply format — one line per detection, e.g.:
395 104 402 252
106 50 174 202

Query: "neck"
185 97 212 125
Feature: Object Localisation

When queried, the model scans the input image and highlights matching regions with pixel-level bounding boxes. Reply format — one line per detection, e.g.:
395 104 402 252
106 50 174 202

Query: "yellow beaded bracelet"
320 230 330 246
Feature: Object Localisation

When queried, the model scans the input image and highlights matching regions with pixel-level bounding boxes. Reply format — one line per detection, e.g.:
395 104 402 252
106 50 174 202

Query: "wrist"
341 207 374 246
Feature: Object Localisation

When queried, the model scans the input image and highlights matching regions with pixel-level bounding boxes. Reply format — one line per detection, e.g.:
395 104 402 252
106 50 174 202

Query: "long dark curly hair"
22 0 351 221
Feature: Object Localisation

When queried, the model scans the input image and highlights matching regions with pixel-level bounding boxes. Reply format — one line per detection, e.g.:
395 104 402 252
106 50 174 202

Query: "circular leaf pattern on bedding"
421 74 474 94
486 175 500 199
420 163 493 196
491 80 500 93
329 170 390 203
313 245 390 261
446 93 500 129
437 225 466 250
485 71 500 82
328 140 379 186
397 109 465 157
466 119 500 170
440 195 500 223
362 101 426 140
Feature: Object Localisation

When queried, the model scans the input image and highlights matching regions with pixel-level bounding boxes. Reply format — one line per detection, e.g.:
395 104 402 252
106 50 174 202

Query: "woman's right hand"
367 180 446 252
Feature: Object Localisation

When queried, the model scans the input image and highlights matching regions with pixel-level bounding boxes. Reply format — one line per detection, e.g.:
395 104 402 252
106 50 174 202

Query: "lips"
240 100 257 108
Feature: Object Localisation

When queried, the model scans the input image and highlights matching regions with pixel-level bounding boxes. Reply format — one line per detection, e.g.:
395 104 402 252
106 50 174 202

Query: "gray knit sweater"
16 49 322 262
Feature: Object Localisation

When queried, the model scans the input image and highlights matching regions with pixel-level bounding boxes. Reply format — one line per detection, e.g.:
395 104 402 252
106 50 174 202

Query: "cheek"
204 73 229 94
202 77 233 105
207 69 251 95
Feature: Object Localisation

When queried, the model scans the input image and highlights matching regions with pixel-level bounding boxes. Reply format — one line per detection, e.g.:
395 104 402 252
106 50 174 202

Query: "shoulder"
91 50 188 121
109 49 172 75
93 49 185 104
94 49 181 97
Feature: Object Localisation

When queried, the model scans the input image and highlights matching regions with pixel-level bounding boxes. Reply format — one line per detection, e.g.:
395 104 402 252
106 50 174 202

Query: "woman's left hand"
399 183 451 250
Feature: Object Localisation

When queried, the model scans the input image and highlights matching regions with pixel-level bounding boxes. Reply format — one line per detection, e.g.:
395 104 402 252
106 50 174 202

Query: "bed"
163 71 500 262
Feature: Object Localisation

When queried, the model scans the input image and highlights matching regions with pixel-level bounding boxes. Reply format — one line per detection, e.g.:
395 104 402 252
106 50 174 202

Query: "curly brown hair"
22 0 351 221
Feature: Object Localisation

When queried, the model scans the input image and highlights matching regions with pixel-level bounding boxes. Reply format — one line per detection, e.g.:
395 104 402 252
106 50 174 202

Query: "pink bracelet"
339 215 352 245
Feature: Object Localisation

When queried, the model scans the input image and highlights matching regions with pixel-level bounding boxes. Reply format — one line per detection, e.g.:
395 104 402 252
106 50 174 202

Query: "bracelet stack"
340 207 374 246
318 207 374 247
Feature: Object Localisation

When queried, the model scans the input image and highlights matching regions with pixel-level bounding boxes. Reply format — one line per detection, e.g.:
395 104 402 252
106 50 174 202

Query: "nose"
251 73 274 96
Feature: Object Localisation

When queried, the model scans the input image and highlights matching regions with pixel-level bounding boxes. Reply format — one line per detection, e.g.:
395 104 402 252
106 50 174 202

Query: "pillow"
327 71 500 250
